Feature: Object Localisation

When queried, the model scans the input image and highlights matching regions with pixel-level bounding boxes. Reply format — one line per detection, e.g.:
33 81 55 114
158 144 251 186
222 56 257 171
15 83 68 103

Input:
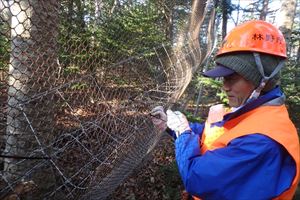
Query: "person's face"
222 73 255 107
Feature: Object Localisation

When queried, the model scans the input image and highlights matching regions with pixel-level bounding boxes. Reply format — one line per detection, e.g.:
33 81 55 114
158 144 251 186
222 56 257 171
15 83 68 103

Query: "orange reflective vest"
194 105 299 200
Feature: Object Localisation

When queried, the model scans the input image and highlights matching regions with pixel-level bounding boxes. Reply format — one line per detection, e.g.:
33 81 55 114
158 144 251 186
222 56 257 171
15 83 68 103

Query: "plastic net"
0 0 216 199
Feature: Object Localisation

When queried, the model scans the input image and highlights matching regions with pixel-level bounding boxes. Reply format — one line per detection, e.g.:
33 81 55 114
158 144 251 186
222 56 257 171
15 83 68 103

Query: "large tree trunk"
0 0 12 166
4 0 59 197
4 0 33 181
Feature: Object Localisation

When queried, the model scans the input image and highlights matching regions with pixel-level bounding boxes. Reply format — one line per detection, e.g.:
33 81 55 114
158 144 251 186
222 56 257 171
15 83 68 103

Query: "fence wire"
0 0 216 199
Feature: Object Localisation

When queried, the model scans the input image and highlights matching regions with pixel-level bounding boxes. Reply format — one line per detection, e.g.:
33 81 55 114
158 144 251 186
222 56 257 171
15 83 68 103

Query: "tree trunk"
4 0 33 181
222 0 228 39
0 0 12 161
4 0 59 197
235 0 240 25
296 45 300 85
259 0 269 20
276 0 297 55
154 0 175 44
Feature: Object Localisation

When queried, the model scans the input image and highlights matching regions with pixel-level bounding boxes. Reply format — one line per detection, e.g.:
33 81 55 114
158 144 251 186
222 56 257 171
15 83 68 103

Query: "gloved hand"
166 110 191 138
150 106 167 132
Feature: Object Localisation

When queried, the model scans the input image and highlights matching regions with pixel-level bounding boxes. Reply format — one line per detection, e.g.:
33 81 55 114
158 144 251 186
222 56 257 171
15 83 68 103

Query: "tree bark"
4 0 59 196
4 0 33 181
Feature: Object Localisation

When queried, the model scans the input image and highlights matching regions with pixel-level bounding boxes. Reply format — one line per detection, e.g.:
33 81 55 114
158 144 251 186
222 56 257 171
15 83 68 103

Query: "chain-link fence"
0 0 216 199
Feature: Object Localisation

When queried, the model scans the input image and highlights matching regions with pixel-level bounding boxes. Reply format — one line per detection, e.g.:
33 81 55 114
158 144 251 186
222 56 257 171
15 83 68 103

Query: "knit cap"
215 52 285 90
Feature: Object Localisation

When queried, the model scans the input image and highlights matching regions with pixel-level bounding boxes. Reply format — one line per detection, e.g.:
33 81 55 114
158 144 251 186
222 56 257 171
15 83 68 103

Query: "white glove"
150 106 167 132
166 110 191 137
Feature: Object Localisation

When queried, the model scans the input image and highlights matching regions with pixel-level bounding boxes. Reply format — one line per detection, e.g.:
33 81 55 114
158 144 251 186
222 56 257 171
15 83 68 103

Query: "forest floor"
110 134 184 200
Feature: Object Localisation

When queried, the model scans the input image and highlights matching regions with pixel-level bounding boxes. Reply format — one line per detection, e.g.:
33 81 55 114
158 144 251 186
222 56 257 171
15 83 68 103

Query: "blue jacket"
175 87 296 199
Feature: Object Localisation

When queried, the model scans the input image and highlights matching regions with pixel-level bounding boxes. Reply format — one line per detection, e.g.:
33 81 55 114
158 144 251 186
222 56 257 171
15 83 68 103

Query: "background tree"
259 0 269 20
276 0 297 53
221 0 230 39
277 0 300 130
3 0 59 197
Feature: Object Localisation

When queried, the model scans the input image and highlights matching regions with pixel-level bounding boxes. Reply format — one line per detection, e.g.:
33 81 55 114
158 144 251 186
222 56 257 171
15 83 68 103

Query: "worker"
151 20 300 199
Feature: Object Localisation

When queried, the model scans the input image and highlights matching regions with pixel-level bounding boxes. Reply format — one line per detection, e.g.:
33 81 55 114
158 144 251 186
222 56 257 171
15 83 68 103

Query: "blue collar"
213 86 284 127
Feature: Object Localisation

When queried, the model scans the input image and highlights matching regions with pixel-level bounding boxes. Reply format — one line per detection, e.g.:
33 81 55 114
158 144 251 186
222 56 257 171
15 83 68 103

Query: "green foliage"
197 76 222 89
71 82 88 90
282 16 300 107
64 65 81 75
281 65 300 105
58 1 168 80
197 76 229 105
280 35 299 126
95 2 167 62
184 111 203 123
0 23 10 71
110 75 127 85
281 60 300 106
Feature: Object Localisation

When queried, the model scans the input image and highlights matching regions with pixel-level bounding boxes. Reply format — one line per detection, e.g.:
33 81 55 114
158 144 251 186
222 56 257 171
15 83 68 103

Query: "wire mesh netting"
0 0 216 199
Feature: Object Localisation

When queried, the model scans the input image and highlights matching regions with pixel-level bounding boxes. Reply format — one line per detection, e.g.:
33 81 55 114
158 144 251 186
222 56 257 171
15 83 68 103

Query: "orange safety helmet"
217 20 287 58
